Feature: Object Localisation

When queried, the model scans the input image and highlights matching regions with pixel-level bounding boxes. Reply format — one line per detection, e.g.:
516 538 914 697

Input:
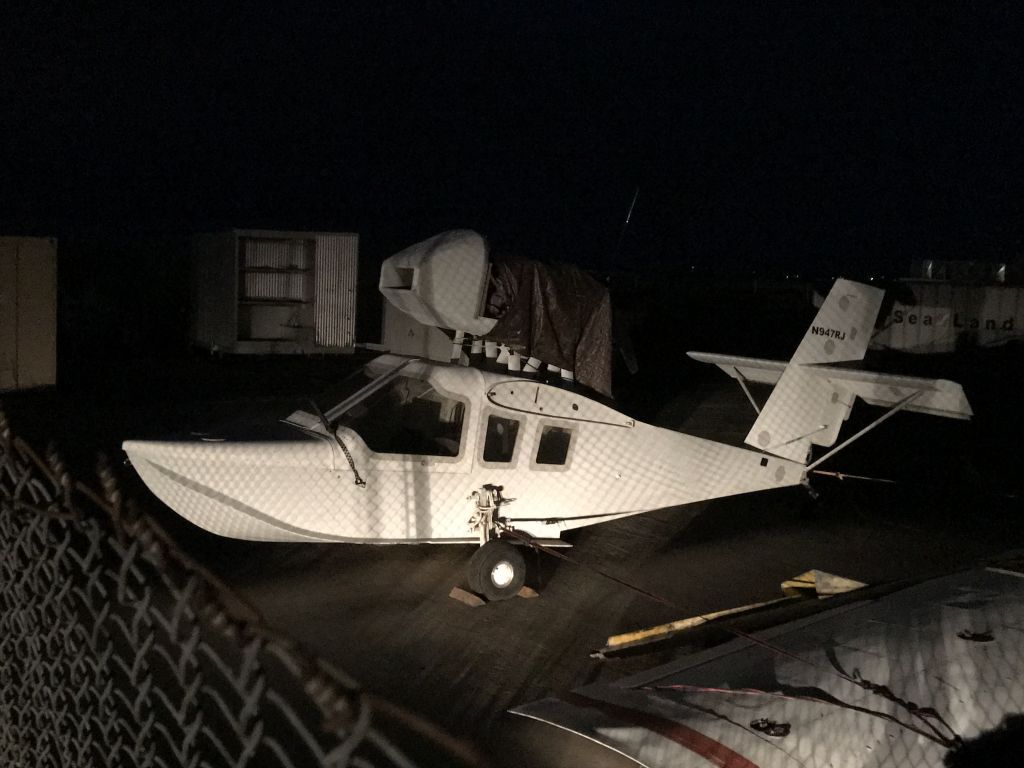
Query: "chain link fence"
0 408 482 768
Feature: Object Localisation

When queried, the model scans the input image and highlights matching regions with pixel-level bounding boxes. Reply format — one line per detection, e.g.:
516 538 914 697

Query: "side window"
483 415 520 463
536 425 573 466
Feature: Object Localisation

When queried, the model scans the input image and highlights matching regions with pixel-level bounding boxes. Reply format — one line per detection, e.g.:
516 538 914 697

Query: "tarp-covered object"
485 260 613 397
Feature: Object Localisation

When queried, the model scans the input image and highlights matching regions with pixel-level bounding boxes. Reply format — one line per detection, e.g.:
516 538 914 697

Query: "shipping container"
191 230 358 354
871 279 1024 354
0 237 57 390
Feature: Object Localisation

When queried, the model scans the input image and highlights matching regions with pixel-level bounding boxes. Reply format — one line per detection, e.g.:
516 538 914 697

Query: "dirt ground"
4 352 1023 767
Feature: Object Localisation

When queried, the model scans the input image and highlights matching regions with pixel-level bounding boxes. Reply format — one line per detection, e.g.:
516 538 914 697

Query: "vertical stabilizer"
745 279 884 462
789 279 885 365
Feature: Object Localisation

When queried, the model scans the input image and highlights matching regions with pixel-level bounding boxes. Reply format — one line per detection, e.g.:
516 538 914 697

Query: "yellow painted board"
604 570 868 652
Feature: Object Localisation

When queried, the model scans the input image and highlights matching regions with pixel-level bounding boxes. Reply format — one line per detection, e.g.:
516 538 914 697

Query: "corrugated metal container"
0 237 57 390
314 234 358 348
872 279 1024 354
191 230 358 354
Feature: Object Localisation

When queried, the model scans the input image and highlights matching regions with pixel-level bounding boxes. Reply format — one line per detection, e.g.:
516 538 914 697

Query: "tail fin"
789 279 884 365
745 279 885 462
688 279 971 464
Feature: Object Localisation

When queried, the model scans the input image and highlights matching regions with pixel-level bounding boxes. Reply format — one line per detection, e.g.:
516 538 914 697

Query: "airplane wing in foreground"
512 566 1024 768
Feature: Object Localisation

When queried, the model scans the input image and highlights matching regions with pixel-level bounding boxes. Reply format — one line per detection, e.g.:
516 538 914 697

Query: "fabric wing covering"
485 259 613 397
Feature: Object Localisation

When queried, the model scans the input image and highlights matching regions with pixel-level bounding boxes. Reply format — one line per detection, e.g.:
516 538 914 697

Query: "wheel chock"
517 586 539 599
449 586 486 607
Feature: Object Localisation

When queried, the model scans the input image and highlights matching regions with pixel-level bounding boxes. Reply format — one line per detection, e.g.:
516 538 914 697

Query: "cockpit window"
336 374 466 457
482 415 520 463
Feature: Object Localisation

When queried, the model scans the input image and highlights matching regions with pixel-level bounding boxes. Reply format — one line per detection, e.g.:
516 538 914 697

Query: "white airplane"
124 279 971 600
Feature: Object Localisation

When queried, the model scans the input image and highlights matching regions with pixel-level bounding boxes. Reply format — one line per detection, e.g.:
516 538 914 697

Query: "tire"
467 540 526 602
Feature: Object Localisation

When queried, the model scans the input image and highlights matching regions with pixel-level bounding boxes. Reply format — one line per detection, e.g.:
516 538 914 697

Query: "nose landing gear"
461 484 531 602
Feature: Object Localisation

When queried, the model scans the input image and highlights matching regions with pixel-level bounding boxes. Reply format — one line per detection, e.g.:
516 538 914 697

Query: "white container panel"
873 280 1024 353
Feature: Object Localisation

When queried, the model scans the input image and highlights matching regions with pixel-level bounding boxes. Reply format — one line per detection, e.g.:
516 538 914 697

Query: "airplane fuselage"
124 357 804 544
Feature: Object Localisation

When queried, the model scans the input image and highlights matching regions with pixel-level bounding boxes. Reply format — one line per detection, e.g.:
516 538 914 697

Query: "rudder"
790 278 884 365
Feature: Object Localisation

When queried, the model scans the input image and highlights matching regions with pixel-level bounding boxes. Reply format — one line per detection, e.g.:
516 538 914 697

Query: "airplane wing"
513 567 1024 768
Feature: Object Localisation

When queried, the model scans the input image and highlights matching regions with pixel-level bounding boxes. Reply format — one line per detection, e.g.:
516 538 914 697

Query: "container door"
313 234 358 348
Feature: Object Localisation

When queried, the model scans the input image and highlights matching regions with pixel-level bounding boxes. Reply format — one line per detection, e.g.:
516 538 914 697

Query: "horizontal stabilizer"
688 353 973 423
808 365 972 420
686 352 786 385
690 279 971 463
743 366 972 461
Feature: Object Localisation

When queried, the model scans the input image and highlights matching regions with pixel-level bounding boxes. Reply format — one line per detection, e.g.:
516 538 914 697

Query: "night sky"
2 2 1021 275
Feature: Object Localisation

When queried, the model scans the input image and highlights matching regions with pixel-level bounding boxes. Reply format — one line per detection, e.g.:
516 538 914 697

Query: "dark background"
1 2 1021 360
3 9 1023 760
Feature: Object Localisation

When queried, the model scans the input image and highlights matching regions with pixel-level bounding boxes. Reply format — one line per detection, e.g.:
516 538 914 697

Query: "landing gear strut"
465 484 528 601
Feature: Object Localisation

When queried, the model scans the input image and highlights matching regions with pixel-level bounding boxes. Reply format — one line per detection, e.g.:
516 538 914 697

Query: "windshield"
335 374 466 457
313 366 380 418
311 356 414 422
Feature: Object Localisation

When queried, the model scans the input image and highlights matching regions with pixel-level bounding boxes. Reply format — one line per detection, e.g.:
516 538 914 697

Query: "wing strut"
732 367 762 415
806 391 920 471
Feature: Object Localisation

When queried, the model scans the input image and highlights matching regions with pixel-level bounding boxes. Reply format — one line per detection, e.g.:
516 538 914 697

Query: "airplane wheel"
467 540 526 602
